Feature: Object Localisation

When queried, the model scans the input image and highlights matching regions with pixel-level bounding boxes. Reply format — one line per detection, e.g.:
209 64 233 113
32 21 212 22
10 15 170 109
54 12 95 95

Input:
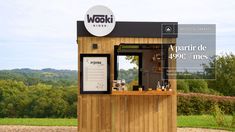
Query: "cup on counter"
148 88 152 91
118 87 123 91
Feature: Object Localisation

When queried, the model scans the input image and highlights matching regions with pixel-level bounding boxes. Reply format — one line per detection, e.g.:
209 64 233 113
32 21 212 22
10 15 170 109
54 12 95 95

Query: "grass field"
0 118 77 126
178 115 234 131
0 115 234 131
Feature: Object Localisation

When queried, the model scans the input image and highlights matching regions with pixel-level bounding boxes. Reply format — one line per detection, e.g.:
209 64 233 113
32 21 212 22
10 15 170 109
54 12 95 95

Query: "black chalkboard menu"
80 54 110 94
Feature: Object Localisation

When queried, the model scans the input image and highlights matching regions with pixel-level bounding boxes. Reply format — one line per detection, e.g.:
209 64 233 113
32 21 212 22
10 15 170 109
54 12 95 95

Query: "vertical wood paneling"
97 95 101 132
153 96 159 132
87 95 92 132
139 96 144 132
77 38 81 132
167 96 173 132
163 96 168 132
149 96 154 132
134 96 141 132
119 96 124 132
124 96 129 132
91 95 97 132
116 96 121 132
172 93 177 132
129 96 134 132
111 96 116 132
144 96 149 132
78 96 82 132
77 37 177 132
81 95 87 132
158 96 163 132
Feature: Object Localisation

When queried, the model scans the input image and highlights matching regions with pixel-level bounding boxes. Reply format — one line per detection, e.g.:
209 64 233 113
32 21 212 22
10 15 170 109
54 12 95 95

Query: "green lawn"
0 115 234 131
178 115 234 131
0 118 77 126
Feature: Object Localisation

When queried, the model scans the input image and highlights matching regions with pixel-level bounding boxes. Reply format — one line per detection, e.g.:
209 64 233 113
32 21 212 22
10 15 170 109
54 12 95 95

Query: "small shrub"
212 104 225 127
231 113 235 128
186 80 209 93
177 80 189 93
177 93 235 115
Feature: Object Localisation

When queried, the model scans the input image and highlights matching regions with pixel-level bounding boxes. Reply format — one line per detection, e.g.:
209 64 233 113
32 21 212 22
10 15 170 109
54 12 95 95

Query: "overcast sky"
0 0 235 70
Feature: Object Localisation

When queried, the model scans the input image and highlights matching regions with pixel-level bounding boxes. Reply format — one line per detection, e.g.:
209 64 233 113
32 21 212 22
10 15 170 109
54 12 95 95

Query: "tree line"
178 54 235 96
0 68 78 118
0 80 77 118
0 68 78 87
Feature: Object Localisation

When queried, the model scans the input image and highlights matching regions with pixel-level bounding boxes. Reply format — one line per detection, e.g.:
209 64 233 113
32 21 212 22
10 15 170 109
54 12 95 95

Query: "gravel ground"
0 126 230 132
177 128 230 132
0 125 77 132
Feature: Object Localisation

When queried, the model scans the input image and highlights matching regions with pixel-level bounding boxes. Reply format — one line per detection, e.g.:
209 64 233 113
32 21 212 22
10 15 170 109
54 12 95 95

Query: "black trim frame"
77 21 178 38
162 44 169 81
114 46 143 86
80 54 111 94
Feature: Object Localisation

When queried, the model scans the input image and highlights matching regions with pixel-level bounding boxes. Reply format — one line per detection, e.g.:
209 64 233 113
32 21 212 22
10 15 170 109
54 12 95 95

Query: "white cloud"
0 0 235 69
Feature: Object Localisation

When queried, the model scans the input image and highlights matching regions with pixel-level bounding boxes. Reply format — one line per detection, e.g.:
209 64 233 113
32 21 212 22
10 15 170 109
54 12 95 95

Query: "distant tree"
125 56 139 66
0 80 77 118
206 54 235 96
177 80 189 93
118 68 138 83
186 79 209 93
0 68 78 87
0 80 30 117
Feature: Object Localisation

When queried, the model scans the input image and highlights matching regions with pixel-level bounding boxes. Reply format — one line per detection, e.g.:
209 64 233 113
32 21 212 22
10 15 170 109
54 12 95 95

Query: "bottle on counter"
161 80 165 91
116 80 122 91
165 80 169 90
156 80 161 89
167 81 172 91
121 79 126 91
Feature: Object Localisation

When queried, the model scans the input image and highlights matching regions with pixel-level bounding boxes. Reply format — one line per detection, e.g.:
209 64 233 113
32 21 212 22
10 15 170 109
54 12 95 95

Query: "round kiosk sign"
84 5 116 37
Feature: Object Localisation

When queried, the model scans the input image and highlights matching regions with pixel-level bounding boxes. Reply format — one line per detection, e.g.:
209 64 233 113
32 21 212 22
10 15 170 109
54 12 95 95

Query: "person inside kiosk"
113 44 173 93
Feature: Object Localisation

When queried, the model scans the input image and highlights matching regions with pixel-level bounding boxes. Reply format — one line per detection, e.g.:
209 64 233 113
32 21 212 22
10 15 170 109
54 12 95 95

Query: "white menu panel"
83 57 108 91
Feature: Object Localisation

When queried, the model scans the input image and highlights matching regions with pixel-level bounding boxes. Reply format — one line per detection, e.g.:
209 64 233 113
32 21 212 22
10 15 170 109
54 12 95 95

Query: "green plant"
206 54 235 96
0 80 77 118
212 104 225 127
177 93 235 115
231 113 235 128
177 80 189 93
186 79 209 93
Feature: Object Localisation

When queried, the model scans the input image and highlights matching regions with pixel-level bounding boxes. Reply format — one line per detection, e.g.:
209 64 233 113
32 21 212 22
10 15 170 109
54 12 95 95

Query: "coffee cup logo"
84 5 116 37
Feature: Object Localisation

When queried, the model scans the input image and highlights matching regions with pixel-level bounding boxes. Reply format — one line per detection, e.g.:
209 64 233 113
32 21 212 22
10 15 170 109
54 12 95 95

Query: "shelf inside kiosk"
112 44 175 95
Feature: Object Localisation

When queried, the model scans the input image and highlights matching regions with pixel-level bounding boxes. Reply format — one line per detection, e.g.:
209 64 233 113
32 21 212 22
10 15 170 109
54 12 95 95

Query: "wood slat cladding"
77 37 177 132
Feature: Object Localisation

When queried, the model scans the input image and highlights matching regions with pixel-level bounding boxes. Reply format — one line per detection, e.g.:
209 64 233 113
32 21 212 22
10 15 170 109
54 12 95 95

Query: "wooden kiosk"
77 20 177 132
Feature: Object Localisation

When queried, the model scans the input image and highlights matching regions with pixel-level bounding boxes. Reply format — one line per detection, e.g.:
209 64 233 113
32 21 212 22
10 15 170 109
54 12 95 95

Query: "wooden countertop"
111 90 175 96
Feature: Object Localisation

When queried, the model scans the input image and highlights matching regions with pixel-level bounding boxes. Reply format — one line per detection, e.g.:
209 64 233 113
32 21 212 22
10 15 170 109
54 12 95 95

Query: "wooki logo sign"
87 15 114 23
84 5 116 37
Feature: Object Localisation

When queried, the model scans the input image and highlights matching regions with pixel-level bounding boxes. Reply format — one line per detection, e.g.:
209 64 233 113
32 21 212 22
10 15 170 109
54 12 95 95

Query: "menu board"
80 54 110 94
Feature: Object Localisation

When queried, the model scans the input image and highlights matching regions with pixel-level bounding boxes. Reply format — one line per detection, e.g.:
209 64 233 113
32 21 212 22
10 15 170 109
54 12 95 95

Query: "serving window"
114 44 172 91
